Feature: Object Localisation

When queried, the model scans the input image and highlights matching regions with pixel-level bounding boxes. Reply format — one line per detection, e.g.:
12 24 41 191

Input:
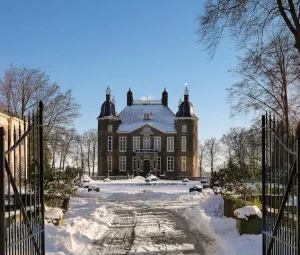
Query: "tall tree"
198 141 208 178
205 137 220 182
198 0 300 56
0 65 80 137
228 33 300 130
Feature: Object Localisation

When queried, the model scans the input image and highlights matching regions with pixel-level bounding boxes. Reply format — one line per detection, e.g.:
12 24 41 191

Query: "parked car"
182 178 189 183
189 185 202 193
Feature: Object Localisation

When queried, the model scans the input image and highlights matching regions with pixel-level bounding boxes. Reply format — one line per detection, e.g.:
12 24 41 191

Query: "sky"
0 1 252 141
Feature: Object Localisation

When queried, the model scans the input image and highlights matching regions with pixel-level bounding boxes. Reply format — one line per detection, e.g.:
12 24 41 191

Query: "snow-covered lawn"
45 177 262 255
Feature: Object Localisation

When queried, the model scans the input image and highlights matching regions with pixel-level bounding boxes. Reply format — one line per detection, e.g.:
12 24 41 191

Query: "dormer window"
144 112 151 120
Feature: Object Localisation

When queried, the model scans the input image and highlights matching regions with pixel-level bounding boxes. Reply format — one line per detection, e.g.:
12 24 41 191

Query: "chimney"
162 88 168 107
127 88 133 106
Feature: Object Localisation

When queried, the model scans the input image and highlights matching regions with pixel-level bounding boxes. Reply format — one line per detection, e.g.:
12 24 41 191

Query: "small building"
0 111 27 176
97 85 198 178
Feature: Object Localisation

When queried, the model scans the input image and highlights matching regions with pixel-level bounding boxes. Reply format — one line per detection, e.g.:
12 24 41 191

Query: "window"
133 157 136 170
108 156 112 172
119 137 127 152
108 136 113 152
119 156 126 171
143 137 150 150
167 156 174 171
133 137 140 151
181 136 186 152
181 156 186 172
182 125 187 132
157 157 161 171
154 137 161 151
167 137 174 152
108 125 113 132
144 112 151 120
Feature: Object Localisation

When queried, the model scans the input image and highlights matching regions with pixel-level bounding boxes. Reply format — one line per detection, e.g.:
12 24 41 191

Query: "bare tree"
205 137 220 182
198 141 207 178
0 65 80 137
198 0 300 56
227 33 300 130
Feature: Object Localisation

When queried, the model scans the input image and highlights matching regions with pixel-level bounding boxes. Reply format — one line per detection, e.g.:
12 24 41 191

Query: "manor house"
97 85 198 178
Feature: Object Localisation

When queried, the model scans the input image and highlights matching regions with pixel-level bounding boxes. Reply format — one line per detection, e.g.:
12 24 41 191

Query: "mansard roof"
117 104 176 133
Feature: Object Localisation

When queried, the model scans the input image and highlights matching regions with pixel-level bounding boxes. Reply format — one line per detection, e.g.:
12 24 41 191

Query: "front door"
144 160 150 174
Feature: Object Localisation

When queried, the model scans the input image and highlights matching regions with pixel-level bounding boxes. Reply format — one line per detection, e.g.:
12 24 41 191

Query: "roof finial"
112 96 115 104
106 82 111 95
178 98 182 106
184 83 189 95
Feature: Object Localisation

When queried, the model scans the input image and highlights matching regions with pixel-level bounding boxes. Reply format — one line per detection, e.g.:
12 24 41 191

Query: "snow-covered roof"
117 105 176 133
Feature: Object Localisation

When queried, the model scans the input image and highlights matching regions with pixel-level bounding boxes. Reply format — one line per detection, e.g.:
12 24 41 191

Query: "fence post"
296 123 300 254
39 101 45 255
0 127 5 255
262 115 266 255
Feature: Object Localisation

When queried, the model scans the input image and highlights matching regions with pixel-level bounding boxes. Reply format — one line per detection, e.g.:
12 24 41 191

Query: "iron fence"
0 101 45 255
262 114 299 255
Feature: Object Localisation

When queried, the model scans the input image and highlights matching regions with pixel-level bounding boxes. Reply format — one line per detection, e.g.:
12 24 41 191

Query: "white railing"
133 100 161 105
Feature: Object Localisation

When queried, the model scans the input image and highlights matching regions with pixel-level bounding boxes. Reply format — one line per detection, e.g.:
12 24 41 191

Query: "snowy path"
91 200 206 255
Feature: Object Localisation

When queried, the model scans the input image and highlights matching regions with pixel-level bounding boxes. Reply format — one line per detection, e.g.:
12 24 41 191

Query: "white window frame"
144 112 150 120
143 137 151 150
157 157 161 171
108 156 113 172
133 136 140 151
154 137 161 151
119 156 126 171
167 156 174 171
119 137 127 152
108 125 113 132
181 156 186 172
108 136 113 152
167 137 174 152
182 125 187 132
181 136 186 152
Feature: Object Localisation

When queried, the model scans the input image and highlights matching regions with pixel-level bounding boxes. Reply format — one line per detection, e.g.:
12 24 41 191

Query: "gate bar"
0 127 5 255
262 115 266 255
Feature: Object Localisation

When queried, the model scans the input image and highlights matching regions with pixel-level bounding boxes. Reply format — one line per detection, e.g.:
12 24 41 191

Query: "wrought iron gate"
262 114 299 255
0 101 45 255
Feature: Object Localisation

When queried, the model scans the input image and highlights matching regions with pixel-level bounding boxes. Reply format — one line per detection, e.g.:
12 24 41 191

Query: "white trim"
167 137 174 152
108 136 113 152
119 156 126 171
181 156 186 172
181 136 186 152
167 156 174 171
143 137 151 150
116 124 177 134
154 136 161 151
133 136 140 151
119 136 127 152
108 156 113 172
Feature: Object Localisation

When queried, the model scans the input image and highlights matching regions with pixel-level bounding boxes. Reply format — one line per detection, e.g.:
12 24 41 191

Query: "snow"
45 198 114 255
45 207 64 220
117 104 176 132
234 205 262 220
46 178 262 255
183 194 262 255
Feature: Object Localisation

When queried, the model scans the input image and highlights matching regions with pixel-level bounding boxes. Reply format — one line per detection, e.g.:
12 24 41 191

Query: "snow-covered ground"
45 177 262 255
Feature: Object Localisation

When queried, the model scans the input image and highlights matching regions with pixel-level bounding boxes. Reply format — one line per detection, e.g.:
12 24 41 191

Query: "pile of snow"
134 176 145 181
183 194 262 255
103 178 111 182
234 205 262 220
182 178 189 182
145 174 159 181
45 198 114 255
81 175 92 182
45 207 64 220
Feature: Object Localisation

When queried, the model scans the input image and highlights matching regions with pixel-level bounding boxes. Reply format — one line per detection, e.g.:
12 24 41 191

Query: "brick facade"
97 86 198 178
